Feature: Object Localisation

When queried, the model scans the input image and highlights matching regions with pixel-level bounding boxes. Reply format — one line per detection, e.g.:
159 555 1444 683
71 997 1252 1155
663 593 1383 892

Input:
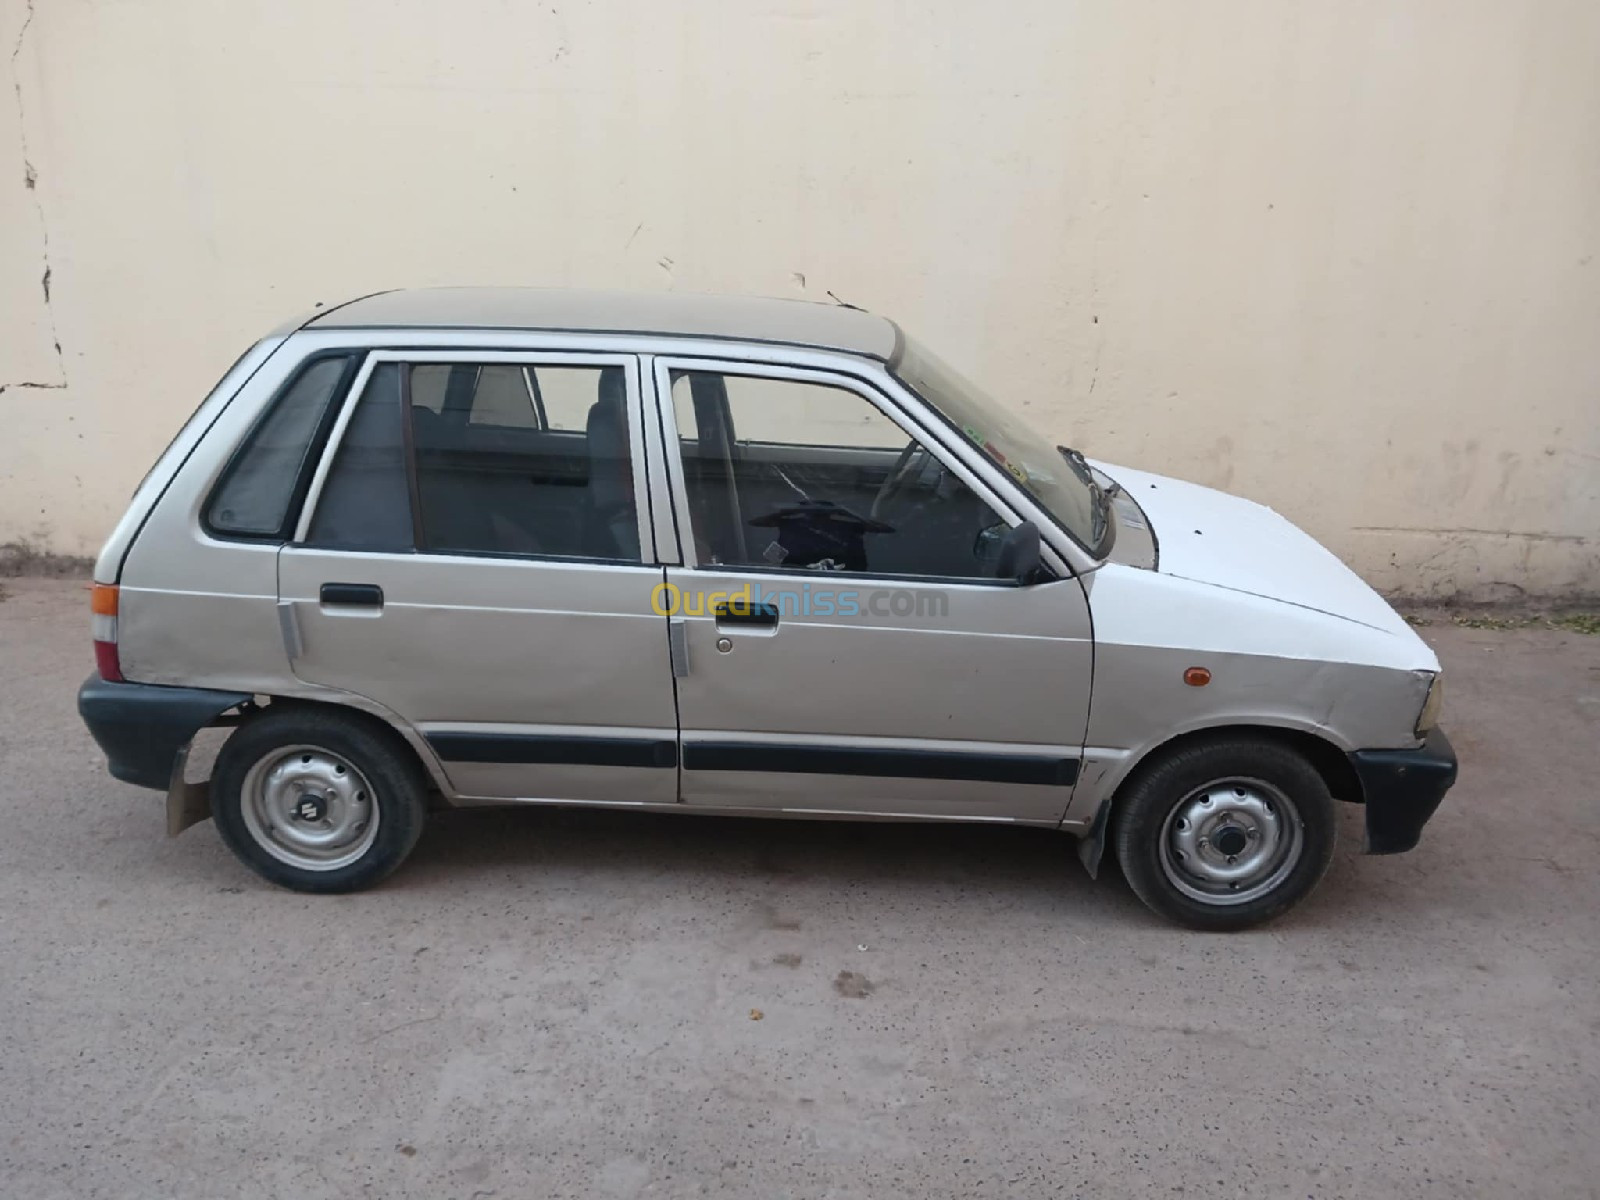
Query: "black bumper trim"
1349 728 1458 854
77 674 251 791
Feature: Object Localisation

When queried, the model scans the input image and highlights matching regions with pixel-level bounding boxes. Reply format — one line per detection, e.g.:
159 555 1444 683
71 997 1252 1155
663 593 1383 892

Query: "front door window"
668 369 1014 581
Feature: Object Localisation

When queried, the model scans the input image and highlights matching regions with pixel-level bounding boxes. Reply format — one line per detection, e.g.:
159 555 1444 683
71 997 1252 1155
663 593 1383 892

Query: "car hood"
1092 461 1413 638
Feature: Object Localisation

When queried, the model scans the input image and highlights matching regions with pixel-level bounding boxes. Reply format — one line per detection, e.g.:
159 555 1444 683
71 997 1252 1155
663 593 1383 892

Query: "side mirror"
994 520 1043 584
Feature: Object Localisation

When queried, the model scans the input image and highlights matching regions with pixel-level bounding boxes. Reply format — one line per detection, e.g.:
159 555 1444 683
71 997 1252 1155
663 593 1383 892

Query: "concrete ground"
0 576 1596 1200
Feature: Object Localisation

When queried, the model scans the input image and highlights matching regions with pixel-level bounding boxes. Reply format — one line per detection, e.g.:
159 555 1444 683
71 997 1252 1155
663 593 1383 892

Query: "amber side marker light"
1183 666 1211 687
90 584 123 682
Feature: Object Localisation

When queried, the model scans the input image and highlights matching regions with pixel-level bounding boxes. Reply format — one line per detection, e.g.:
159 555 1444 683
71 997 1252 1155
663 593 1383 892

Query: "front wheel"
1112 738 1337 931
211 707 428 893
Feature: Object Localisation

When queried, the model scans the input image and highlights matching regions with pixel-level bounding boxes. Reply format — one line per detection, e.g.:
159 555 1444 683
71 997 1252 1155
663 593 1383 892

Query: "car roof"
304 287 901 360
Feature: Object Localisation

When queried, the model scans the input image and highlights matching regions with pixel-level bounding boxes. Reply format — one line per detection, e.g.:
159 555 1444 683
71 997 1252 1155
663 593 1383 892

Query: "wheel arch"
228 694 454 802
1075 723 1363 878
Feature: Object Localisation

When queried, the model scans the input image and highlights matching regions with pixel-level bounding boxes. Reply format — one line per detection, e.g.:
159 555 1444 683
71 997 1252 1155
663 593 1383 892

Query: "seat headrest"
597 366 625 410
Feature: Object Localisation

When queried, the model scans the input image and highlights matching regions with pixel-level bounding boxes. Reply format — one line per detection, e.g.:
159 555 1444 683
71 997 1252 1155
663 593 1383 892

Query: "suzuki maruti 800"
78 289 1456 929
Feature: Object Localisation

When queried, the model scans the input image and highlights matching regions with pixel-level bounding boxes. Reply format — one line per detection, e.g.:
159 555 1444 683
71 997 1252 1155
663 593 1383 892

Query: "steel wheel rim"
239 744 380 871
1157 776 1304 907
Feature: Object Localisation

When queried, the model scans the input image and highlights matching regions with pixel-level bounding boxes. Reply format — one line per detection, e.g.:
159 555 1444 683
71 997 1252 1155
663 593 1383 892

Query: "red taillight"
93 639 124 682
90 584 123 681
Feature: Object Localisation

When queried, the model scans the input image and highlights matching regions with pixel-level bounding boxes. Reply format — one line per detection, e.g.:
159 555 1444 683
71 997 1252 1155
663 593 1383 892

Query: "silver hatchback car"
78 288 1455 929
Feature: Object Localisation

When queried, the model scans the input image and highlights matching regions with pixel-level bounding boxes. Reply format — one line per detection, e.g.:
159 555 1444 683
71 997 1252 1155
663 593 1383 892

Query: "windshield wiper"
1057 444 1093 484
1058 445 1113 548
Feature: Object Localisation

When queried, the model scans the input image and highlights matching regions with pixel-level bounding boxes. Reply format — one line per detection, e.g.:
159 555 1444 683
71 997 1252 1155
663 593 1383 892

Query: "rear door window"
409 362 639 560
301 358 643 563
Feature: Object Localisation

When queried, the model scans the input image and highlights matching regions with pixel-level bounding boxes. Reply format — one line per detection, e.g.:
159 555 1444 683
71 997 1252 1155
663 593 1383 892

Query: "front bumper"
1349 728 1458 854
77 674 249 791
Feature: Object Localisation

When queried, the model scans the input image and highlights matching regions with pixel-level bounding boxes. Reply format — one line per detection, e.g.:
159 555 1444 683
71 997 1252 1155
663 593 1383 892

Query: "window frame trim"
200 349 362 544
293 352 381 544
648 355 1057 585
292 349 655 566
397 362 428 548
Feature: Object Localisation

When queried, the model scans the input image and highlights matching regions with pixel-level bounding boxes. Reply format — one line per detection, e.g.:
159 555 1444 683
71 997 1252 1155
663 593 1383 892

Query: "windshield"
892 335 1104 554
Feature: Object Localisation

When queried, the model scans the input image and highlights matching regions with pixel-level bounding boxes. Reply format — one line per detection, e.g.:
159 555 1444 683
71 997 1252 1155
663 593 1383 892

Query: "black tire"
211 705 428 894
1111 737 1336 931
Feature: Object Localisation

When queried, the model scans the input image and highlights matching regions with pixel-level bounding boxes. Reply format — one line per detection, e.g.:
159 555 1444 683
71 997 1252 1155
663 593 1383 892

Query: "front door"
651 359 1093 822
279 351 677 804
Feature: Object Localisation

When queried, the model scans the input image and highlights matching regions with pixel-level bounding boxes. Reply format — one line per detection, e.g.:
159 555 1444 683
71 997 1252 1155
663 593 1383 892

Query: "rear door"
650 358 1094 822
278 350 678 804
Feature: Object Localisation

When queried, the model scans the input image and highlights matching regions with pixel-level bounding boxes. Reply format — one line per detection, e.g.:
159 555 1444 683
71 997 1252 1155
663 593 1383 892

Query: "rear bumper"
1349 728 1458 854
77 674 249 791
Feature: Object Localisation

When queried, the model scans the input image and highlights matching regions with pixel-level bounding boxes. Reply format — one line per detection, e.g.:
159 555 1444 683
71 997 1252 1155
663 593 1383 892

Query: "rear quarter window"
204 354 355 538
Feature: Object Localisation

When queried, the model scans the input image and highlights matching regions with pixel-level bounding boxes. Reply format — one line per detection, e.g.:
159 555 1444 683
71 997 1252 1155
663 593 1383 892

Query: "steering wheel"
870 438 931 521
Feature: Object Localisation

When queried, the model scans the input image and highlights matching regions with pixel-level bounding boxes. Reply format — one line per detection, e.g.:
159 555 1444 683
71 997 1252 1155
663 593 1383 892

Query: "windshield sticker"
964 424 1030 484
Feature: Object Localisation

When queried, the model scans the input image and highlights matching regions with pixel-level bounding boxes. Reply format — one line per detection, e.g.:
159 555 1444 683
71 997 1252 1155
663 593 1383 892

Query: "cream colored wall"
3 0 1596 597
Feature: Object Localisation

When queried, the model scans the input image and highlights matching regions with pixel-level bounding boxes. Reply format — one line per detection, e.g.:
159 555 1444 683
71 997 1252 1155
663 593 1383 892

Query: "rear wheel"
1112 737 1336 931
211 707 427 893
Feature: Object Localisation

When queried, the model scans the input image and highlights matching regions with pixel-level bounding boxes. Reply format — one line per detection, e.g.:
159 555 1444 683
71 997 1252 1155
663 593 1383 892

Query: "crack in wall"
1353 526 1592 545
8 0 68 393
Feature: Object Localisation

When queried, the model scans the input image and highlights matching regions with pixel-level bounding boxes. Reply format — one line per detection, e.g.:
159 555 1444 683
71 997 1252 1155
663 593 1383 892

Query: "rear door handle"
714 600 779 628
320 582 384 609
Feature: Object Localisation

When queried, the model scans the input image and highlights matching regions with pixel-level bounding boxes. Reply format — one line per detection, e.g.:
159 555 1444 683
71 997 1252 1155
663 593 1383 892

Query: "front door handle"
714 600 779 628
320 582 384 609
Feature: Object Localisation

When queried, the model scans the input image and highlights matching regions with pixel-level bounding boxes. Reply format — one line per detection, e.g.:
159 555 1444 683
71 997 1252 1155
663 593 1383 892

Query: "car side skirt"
443 793 1065 826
